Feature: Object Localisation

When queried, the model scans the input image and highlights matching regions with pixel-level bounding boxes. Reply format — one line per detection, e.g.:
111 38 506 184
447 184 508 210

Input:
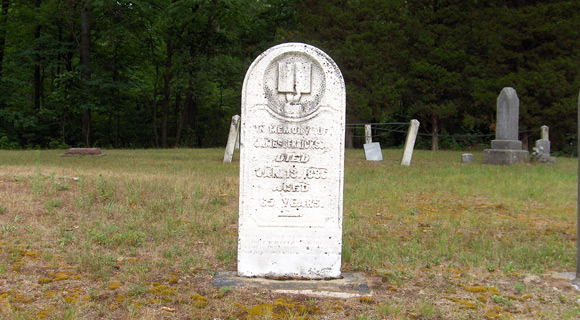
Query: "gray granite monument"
483 87 528 165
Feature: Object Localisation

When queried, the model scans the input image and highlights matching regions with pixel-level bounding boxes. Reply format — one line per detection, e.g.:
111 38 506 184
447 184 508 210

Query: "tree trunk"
162 35 173 148
174 92 181 128
0 0 11 78
345 128 353 149
522 131 529 151
33 0 42 111
431 113 439 151
80 1 92 146
175 90 192 148
148 29 160 148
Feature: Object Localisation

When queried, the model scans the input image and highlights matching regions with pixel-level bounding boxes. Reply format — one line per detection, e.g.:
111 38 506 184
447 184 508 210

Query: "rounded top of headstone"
499 87 518 100
243 42 344 121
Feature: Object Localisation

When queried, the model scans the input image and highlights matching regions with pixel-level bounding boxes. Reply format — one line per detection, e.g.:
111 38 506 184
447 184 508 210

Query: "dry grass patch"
0 148 579 319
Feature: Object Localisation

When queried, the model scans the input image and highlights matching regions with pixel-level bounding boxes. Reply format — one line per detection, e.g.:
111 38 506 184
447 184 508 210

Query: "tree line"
1 0 579 153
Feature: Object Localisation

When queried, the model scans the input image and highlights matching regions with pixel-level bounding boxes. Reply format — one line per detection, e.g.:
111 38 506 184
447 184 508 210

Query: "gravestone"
62 148 104 157
364 142 382 161
238 43 345 279
533 125 555 162
401 119 420 166
461 153 474 163
483 87 528 165
223 115 241 163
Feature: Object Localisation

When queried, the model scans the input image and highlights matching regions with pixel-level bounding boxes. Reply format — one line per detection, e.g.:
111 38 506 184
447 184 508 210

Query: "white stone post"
223 115 240 163
235 122 240 150
365 124 372 144
541 125 549 141
401 119 420 166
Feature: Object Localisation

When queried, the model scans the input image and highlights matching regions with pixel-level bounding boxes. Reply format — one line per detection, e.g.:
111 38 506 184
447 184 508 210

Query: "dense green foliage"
0 0 579 152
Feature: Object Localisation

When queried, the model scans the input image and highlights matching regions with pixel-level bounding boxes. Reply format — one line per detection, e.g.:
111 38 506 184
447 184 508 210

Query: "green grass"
0 148 578 319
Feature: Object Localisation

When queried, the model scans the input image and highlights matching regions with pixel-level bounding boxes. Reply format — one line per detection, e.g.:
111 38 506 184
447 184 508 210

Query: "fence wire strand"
347 122 541 139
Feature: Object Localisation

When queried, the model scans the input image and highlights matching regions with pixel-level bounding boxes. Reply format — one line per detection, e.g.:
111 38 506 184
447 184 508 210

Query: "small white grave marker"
364 142 383 161
462 153 474 163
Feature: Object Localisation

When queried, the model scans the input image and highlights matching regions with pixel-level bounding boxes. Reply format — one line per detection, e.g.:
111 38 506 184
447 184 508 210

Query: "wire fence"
346 122 542 149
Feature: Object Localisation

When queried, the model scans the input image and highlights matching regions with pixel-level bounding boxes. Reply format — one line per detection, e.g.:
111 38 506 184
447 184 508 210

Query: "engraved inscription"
254 138 324 149
254 124 328 136
254 166 327 179
259 197 323 208
282 198 322 208
272 181 310 192
275 153 310 163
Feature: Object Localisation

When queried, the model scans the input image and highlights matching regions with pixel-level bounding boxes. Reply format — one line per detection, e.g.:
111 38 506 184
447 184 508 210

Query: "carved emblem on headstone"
263 53 325 119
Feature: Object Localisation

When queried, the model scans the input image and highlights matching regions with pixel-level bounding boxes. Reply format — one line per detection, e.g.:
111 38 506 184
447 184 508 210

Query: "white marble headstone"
238 43 346 279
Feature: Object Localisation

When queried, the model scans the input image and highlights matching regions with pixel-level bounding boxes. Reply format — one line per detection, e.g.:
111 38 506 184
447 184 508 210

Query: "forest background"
0 0 579 153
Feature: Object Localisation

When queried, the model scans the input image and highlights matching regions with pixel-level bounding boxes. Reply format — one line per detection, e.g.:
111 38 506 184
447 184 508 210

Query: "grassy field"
0 148 579 319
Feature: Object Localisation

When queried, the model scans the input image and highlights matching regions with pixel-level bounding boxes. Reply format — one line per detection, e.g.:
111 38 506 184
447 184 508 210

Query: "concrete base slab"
483 149 528 165
537 156 556 164
553 272 575 280
213 271 370 296
553 272 580 291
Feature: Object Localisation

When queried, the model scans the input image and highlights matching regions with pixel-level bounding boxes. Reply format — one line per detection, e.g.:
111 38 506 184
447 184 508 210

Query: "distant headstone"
401 119 420 166
365 125 372 144
364 142 382 161
483 87 528 165
62 148 104 157
223 115 241 163
533 125 555 163
461 153 474 163
238 43 345 279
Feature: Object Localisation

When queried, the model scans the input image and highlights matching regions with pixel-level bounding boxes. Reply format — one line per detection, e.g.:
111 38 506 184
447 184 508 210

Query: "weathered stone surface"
363 142 382 161
495 87 519 141
62 148 104 156
461 153 473 163
223 115 241 163
490 140 522 150
365 125 372 144
401 119 420 166
533 138 555 163
534 126 552 158
540 125 549 141
535 139 550 157
483 149 528 165
483 87 528 165
238 43 345 279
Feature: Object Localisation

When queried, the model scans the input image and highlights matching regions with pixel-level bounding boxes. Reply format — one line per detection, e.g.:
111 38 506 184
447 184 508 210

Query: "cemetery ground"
0 149 579 320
